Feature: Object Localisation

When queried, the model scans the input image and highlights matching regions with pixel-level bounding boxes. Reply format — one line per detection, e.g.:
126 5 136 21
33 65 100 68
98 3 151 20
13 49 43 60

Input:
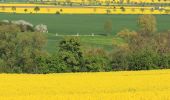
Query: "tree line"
0 15 169 73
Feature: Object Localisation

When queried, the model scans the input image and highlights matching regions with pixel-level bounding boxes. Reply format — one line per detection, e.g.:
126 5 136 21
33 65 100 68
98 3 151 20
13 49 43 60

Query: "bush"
128 49 158 70
111 48 129 70
84 48 110 72
47 55 68 73
12 20 34 32
35 24 48 33
56 11 60 14
58 37 84 72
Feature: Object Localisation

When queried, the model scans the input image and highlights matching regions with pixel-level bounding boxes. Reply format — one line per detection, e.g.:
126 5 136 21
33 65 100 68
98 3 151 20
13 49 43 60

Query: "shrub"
84 48 110 72
58 37 84 72
12 20 34 32
35 24 48 33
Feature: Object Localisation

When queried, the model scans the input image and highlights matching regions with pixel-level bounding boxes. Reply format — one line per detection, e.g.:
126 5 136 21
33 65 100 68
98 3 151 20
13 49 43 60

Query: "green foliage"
138 14 157 36
34 56 49 74
58 37 84 72
0 14 170 73
129 48 158 70
47 55 68 73
104 20 112 35
11 6 16 13
0 24 20 33
0 24 47 73
84 48 110 72
112 15 169 71
111 48 129 70
34 6 40 13
157 54 170 69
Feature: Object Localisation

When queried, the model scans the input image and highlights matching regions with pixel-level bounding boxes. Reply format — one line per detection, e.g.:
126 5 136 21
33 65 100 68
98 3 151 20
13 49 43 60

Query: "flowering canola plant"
0 70 170 100
0 4 170 14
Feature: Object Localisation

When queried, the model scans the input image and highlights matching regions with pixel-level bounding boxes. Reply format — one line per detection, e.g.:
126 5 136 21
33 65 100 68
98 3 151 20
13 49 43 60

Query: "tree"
58 37 84 72
117 28 138 42
11 6 16 13
0 24 47 73
106 9 111 14
24 9 28 13
16 32 47 73
104 20 112 35
11 20 34 32
120 6 125 12
111 47 130 70
150 8 154 13
0 24 20 70
0 59 7 72
113 6 116 11
46 54 68 73
84 48 110 72
128 48 158 70
140 8 145 13
34 6 40 13
138 14 157 36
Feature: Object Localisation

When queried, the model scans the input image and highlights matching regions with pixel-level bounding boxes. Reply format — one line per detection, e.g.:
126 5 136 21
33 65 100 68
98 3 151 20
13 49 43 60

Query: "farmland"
46 34 120 53
0 70 170 100
0 14 170 34
0 14 169 53
0 0 170 99
0 3 170 14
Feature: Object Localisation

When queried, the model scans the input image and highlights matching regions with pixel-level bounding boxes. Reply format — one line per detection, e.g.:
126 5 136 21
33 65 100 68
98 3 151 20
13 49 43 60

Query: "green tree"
106 9 111 14
0 25 20 70
104 20 112 35
34 6 40 13
46 54 68 73
128 48 158 70
111 48 130 70
138 14 157 36
16 32 47 73
58 37 84 72
117 28 138 42
84 48 110 72
120 6 125 12
24 9 28 13
11 6 16 13
140 8 145 13
0 23 47 73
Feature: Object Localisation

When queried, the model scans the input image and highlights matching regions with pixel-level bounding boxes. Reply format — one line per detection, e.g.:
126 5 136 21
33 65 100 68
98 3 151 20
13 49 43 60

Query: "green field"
0 14 169 53
0 14 170 35
46 33 123 53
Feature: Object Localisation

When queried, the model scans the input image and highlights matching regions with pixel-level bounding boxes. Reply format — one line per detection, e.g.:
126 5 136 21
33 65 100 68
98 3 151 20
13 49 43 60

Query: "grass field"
46 33 122 53
0 14 169 53
0 14 170 35
0 70 170 100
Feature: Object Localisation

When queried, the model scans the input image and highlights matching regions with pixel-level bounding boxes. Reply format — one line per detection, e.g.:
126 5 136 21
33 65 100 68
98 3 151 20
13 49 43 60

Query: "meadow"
0 14 170 34
1 14 169 52
0 70 170 100
46 34 121 53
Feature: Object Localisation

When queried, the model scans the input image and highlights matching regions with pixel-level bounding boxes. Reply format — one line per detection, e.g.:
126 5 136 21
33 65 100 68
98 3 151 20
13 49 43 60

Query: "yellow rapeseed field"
0 4 170 14
32 0 170 3
0 70 170 100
